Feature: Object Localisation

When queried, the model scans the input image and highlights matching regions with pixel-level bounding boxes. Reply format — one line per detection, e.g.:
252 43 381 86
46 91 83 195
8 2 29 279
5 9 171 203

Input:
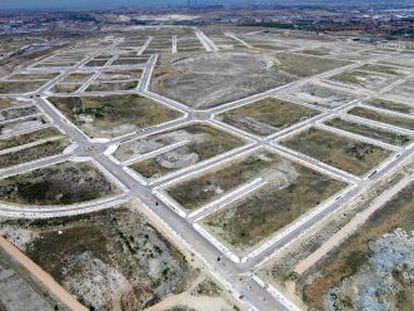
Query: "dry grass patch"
218 98 320 136
48 94 183 139
281 127 391 176
349 107 414 131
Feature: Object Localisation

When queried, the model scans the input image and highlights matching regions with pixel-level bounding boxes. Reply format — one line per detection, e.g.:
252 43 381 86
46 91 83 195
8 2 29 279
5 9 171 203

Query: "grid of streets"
1 27 414 311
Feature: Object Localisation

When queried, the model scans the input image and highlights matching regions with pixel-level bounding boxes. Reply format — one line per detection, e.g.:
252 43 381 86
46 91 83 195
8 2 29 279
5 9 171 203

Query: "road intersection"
0 29 413 310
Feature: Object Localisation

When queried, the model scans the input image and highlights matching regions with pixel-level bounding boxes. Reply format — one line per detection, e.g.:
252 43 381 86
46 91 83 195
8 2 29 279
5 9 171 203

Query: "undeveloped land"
328 70 396 91
296 182 414 310
0 106 39 121
85 81 137 92
166 149 293 211
0 160 119 205
48 94 182 138
365 98 414 115
0 138 70 169
0 127 62 151
0 204 204 310
217 98 320 136
281 83 355 109
0 248 58 311
202 157 345 253
151 51 347 109
281 127 391 176
349 107 414 131
0 81 45 94
325 118 413 146
129 124 244 180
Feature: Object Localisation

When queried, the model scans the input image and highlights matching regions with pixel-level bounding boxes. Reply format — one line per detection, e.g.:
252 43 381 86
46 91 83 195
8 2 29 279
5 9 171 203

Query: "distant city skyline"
0 0 411 11
1 0 216 10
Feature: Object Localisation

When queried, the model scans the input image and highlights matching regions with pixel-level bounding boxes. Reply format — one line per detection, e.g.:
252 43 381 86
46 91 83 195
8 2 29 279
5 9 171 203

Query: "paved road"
0 29 413 310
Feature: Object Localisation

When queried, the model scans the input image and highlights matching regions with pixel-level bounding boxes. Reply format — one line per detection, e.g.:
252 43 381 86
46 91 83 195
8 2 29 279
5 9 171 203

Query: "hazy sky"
0 0 407 10
1 0 226 10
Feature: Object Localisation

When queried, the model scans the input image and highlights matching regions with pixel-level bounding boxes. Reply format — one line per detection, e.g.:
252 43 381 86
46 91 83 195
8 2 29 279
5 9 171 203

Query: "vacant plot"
357 64 404 76
151 51 347 109
85 81 138 92
328 70 396 91
111 58 146 66
48 94 183 139
0 138 70 169
281 83 355 109
7 73 60 81
50 83 82 93
298 47 332 56
61 72 94 83
0 81 44 94
0 127 62 151
386 79 414 102
348 107 414 131
297 182 414 310
0 249 58 310
275 53 349 78
325 118 413 146
0 160 119 205
217 98 320 136
202 160 345 252
365 98 414 115
0 105 39 121
281 127 391 176
0 116 48 135
0 98 16 110
0 204 194 310
84 59 109 67
151 51 293 109
166 149 286 211
97 70 141 81
129 124 244 180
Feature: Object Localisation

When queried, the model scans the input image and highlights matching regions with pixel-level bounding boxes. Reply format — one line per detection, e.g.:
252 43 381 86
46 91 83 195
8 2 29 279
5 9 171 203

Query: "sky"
0 0 409 11
2 0 213 10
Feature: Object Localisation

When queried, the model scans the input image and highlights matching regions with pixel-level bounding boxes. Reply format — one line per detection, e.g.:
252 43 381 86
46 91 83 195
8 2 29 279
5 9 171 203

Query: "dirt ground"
0 160 120 205
0 203 238 311
281 127 391 176
202 158 345 253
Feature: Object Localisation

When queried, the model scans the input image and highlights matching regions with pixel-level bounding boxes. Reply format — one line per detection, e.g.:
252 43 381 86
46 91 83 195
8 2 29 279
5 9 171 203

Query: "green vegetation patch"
281 127 391 176
349 107 414 131
0 138 70 169
202 161 345 251
0 161 119 205
218 98 320 136
48 94 183 138
325 118 413 146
